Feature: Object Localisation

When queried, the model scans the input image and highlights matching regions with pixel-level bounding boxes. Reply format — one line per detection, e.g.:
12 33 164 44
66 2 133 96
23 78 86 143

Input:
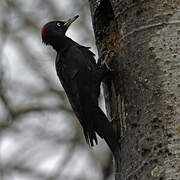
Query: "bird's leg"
94 51 119 90
103 61 113 72
98 50 119 72
93 63 110 85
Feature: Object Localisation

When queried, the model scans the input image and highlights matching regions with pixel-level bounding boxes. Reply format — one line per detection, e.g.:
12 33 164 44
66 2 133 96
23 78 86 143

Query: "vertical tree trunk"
89 0 180 179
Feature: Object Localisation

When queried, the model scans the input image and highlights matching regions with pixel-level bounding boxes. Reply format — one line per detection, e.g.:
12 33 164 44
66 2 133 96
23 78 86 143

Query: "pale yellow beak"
64 15 79 27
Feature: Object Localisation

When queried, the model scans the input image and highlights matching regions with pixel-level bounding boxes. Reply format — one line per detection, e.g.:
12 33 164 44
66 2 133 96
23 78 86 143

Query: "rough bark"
89 0 180 179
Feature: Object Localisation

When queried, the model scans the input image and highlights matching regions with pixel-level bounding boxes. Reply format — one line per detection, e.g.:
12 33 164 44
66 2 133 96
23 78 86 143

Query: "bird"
41 15 120 167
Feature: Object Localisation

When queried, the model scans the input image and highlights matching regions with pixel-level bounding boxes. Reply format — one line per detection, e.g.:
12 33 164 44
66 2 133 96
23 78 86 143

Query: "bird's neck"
53 36 74 53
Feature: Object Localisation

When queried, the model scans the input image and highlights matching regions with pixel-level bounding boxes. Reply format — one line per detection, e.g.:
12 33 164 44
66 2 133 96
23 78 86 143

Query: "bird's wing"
78 45 97 67
59 46 98 145
71 70 98 146
61 45 96 116
71 41 97 68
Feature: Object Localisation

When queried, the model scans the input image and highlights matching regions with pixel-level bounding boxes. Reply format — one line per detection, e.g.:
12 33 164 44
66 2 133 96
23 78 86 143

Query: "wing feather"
56 46 98 146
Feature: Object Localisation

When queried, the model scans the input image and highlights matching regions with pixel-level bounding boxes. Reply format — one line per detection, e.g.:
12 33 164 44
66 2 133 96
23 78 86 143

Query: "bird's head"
41 15 79 50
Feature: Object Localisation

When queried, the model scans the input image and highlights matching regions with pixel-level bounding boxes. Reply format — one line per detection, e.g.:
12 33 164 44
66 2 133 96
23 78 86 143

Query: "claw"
98 51 116 72
104 61 113 71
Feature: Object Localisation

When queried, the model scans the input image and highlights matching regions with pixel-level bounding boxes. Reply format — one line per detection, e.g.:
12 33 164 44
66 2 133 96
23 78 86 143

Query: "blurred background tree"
0 0 114 179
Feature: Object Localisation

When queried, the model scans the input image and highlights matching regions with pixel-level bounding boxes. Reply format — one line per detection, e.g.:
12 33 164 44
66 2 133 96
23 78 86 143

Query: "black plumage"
41 16 120 164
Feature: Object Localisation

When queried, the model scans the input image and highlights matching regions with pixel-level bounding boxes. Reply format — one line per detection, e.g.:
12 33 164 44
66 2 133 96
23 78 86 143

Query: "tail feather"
93 108 121 172
93 107 119 153
83 106 120 161
114 146 121 170
83 106 121 172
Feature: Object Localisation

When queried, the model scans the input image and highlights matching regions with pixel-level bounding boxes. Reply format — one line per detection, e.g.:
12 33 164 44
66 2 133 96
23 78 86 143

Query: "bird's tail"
93 107 118 148
83 105 121 169
82 106 121 174
93 107 121 168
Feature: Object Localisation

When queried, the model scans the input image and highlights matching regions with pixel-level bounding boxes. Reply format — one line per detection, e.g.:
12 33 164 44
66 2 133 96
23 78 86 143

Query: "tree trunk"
89 0 180 179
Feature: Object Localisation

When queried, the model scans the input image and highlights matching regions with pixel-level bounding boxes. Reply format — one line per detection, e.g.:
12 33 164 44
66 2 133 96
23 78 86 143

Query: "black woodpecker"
41 15 120 167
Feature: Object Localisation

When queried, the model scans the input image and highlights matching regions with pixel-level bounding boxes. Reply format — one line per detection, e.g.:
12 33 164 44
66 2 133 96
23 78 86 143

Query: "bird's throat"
52 36 73 53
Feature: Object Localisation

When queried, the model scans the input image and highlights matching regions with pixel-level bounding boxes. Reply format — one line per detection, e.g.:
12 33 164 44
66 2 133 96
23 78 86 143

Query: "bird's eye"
57 22 61 27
